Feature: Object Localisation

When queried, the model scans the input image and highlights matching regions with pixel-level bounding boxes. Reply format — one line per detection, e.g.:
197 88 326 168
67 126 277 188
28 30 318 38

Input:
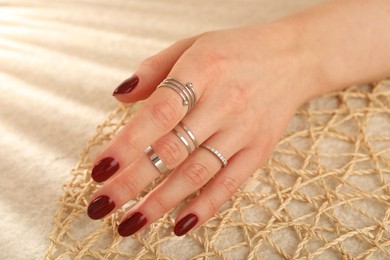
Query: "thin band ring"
178 122 199 148
200 144 228 167
157 78 196 113
159 84 188 105
145 146 170 174
173 129 192 155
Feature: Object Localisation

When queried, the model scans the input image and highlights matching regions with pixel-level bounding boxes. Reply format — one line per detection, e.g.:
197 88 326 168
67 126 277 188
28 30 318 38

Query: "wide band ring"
200 144 228 167
157 77 197 113
145 145 170 174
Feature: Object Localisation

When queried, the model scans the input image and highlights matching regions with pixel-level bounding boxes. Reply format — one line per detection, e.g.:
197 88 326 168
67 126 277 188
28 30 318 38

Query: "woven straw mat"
46 80 390 260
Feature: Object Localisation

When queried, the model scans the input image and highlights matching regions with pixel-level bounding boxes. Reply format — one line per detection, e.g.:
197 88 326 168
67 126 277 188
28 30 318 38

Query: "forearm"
281 0 390 96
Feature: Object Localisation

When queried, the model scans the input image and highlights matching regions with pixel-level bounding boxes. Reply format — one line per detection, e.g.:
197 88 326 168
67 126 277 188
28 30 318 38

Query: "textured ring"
200 144 228 167
145 145 170 174
178 122 199 148
157 77 196 113
173 129 192 155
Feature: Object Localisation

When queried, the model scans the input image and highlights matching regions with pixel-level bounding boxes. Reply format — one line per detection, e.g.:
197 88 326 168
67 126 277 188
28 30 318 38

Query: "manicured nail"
91 157 119 183
112 75 139 95
118 212 147 237
87 195 115 220
174 213 198 236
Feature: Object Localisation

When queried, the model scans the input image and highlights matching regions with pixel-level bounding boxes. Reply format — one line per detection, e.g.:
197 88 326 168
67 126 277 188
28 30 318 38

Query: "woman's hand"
85 0 390 238
86 22 318 237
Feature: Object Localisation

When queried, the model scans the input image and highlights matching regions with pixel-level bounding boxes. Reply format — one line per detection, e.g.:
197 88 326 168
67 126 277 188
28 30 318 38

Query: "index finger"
92 75 204 182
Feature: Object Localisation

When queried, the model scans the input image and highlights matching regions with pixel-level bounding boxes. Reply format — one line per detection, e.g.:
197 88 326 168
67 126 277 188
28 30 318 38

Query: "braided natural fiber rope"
46 80 390 259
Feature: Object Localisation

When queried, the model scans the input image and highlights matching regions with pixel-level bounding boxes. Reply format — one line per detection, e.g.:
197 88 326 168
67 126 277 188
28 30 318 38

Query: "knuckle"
217 177 239 196
122 134 142 156
154 138 183 167
198 50 225 66
149 98 180 130
253 139 276 165
201 196 218 215
229 85 248 106
151 195 170 214
221 84 248 114
140 54 163 71
182 163 210 187
190 39 227 77
196 51 226 76
115 177 138 198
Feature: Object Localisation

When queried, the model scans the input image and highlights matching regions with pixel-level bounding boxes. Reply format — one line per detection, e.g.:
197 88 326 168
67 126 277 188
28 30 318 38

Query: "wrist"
276 0 390 100
251 21 326 106
276 17 346 100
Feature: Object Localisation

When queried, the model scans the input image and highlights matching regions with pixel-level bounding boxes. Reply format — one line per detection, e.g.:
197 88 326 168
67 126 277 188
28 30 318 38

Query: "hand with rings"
86 0 390 237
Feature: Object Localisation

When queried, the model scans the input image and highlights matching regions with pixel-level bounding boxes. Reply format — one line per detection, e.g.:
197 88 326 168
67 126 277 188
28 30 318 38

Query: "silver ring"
200 144 228 167
178 122 199 148
145 146 170 174
173 129 192 155
157 77 197 113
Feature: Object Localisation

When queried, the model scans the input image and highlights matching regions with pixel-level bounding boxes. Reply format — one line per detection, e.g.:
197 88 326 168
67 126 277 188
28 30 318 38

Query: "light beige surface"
4 0 390 259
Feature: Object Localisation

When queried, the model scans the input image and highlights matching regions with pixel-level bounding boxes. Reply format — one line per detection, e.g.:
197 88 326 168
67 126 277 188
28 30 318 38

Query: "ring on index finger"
157 77 197 113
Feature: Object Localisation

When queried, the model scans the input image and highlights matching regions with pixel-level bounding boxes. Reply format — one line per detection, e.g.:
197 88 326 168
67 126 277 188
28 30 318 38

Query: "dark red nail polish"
174 213 198 236
87 195 115 220
118 212 147 237
91 157 119 182
112 75 139 95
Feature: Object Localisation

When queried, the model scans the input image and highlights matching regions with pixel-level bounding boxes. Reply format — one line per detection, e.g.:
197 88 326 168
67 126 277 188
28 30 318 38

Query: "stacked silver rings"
174 121 199 155
157 77 196 113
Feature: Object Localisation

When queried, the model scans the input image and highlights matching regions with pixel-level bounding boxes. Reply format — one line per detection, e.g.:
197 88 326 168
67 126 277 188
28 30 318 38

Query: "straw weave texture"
46 80 390 259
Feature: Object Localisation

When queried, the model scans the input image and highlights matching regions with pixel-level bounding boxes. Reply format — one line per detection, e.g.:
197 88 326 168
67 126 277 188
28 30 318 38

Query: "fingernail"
91 157 119 182
174 213 198 236
87 195 115 220
112 75 139 96
118 212 147 237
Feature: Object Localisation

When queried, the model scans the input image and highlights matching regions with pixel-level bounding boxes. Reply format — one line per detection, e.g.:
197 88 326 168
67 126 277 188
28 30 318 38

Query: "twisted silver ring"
145 145 170 174
200 144 228 167
157 77 196 113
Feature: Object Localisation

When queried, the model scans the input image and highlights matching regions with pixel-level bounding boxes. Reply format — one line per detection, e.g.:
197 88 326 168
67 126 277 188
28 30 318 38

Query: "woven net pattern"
46 80 390 260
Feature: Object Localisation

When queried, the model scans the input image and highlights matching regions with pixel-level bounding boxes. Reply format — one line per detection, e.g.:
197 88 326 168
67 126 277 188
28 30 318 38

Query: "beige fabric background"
7 0 387 259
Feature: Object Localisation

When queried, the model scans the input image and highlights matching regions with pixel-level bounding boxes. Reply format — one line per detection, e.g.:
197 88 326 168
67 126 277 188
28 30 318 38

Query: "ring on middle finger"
173 129 192 155
173 121 199 155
